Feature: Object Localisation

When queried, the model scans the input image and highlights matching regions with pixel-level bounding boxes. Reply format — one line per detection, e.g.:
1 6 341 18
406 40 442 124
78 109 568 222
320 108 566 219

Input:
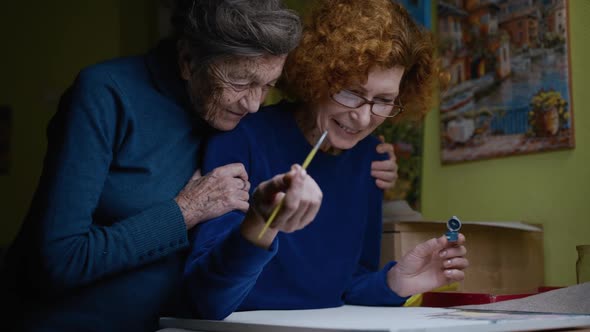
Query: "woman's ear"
177 39 193 81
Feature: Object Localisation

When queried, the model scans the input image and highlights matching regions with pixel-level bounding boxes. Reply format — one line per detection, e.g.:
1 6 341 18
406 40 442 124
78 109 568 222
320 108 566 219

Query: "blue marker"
445 216 461 242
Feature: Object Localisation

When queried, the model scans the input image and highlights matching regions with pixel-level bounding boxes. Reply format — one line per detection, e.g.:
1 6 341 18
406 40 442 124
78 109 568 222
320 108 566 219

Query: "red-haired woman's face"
312 66 405 151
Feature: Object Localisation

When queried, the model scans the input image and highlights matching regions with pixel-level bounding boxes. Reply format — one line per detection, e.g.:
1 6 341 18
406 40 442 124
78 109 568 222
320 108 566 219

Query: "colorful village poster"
438 0 574 164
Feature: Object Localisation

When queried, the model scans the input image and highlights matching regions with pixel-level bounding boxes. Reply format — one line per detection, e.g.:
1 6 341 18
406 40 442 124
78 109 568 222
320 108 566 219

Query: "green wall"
0 1 157 246
422 1 590 286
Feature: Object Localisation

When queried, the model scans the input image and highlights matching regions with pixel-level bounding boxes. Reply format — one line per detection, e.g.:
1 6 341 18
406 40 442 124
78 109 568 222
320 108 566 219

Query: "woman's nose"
349 103 372 126
239 86 263 113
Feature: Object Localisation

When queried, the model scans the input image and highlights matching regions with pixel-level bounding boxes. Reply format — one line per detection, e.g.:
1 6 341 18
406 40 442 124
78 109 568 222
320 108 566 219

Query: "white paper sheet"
160 305 590 332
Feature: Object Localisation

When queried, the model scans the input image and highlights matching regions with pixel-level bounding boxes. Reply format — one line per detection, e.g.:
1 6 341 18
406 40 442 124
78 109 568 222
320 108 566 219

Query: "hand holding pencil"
240 164 323 248
240 131 327 248
257 130 328 239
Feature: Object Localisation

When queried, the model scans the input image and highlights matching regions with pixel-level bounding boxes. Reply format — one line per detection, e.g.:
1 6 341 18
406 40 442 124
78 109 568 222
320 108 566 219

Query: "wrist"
386 265 412 297
240 208 277 249
174 195 198 229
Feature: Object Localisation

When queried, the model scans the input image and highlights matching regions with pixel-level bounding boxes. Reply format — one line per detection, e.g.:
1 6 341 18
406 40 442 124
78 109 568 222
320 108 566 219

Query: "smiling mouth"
227 110 247 118
334 119 361 134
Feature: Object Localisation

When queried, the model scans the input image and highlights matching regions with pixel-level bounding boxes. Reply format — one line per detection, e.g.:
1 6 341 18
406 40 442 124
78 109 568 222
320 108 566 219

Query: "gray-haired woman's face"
181 54 286 131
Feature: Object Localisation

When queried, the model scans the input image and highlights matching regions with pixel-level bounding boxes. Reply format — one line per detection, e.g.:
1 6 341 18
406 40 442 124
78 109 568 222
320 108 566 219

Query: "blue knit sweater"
183 104 408 320
2 40 206 332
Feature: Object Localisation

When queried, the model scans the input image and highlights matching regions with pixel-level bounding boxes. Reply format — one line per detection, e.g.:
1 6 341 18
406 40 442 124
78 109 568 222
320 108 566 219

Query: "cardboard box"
380 220 544 293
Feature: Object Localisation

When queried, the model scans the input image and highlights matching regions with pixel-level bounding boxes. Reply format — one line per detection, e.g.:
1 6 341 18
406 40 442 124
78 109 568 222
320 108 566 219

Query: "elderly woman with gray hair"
1 0 398 331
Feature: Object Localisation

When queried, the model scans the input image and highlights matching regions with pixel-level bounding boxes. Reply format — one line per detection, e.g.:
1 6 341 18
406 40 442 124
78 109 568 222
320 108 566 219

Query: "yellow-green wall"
422 1 590 286
0 1 157 245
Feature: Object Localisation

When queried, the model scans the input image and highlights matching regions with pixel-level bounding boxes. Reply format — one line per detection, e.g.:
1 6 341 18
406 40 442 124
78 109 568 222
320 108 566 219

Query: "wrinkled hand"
175 163 250 229
241 164 322 248
386 234 468 297
372 135 398 190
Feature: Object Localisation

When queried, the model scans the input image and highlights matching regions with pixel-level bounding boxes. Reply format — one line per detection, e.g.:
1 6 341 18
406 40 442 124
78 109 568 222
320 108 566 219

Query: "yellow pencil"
257 130 328 239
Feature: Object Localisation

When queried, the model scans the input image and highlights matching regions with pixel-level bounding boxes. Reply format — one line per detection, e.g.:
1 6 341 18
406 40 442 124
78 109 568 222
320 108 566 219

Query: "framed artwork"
0 106 12 174
438 0 574 164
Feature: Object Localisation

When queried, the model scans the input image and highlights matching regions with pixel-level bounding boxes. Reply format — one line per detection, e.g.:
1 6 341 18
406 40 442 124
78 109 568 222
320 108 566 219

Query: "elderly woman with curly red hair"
183 0 468 320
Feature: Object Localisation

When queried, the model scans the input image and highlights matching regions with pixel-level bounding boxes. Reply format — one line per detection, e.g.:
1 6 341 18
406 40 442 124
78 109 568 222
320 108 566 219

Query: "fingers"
371 159 398 172
439 233 466 254
256 172 292 202
412 236 447 258
231 198 250 213
282 196 307 232
190 169 202 181
443 269 465 281
440 233 468 282
285 190 317 231
278 170 321 232
376 141 395 157
371 143 398 190
232 186 250 201
453 233 467 245
371 161 398 190
212 163 249 181
375 179 388 190
256 164 321 233
439 232 466 247
371 169 397 182
412 233 467 261
229 177 250 192
242 179 251 192
439 244 467 259
272 166 306 230
227 182 250 213
178 164 252 228
443 257 469 270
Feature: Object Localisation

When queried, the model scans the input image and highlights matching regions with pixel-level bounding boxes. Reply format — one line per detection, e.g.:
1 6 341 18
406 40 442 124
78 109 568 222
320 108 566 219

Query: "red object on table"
422 287 563 307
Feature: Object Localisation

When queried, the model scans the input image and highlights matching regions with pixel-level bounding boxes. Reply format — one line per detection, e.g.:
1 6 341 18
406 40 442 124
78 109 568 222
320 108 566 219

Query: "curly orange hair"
281 0 438 121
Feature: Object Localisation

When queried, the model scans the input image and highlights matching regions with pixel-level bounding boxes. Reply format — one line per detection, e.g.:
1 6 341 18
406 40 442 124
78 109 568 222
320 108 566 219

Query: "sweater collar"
145 39 210 131
145 38 190 110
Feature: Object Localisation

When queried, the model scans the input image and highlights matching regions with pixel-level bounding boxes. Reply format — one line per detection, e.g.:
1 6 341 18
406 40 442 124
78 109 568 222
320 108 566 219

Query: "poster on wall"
438 0 574 164
0 105 12 174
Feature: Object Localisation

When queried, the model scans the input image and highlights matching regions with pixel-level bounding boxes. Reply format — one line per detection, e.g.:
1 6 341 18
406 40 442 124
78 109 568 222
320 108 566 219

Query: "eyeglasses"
330 90 404 118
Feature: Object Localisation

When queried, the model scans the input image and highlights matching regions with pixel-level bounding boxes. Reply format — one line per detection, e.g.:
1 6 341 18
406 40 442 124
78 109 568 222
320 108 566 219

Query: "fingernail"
445 270 452 276
447 259 452 266
440 250 447 258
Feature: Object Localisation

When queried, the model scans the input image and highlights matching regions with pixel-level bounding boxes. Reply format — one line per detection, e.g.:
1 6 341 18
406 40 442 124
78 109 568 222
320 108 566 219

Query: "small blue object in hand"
445 216 461 242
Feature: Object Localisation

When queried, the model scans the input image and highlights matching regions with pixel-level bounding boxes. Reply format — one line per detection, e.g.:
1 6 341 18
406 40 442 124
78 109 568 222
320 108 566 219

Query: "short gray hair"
172 0 302 61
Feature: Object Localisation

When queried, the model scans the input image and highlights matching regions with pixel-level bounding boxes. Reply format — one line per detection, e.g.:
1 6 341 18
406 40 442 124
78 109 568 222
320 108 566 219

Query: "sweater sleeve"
342 146 409 306
184 125 277 320
184 214 278 320
32 67 187 291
